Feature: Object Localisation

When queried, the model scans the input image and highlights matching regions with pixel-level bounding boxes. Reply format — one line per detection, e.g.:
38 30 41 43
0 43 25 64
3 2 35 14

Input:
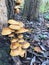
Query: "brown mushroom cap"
18 39 25 43
46 23 49 28
8 19 20 25
11 38 18 43
15 28 29 34
9 25 21 30
15 0 22 4
14 6 20 9
18 34 23 39
15 8 20 14
8 33 15 38
22 41 30 49
10 42 20 50
1 27 12 35
10 49 20 56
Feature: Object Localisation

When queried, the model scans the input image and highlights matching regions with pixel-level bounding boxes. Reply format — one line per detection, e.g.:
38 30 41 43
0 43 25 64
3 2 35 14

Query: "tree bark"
23 0 40 21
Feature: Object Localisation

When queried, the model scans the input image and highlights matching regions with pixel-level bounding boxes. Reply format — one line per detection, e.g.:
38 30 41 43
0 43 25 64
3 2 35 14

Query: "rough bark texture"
23 0 40 21
0 0 8 26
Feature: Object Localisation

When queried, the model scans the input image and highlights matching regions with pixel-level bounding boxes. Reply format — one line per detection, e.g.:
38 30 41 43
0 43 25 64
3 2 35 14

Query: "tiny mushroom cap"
15 28 29 34
18 39 25 43
10 48 20 56
34 46 42 53
8 19 20 25
22 41 30 49
18 34 23 39
15 8 20 14
8 33 15 38
15 0 22 4
11 38 18 43
10 42 20 50
1 27 12 35
14 5 20 9
9 25 21 30
46 23 49 28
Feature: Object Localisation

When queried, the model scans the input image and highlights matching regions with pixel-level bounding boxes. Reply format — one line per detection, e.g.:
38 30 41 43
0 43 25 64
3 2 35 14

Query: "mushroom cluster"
14 0 22 14
1 19 30 57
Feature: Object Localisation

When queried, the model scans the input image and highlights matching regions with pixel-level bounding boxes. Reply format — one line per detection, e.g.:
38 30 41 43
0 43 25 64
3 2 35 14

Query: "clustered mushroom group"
1 19 30 57
1 0 30 58
14 0 22 14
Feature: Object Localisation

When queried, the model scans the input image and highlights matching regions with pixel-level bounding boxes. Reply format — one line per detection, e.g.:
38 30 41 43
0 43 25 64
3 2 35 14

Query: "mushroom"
1 27 12 35
46 23 49 28
22 41 30 49
14 6 20 9
10 38 18 43
15 0 22 4
18 34 23 39
18 39 25 43
10 42 20 50
8 19 20 25
15 8 20 14
15 28 29 34
8 33 15 38
10 48 20 56
34 46 42 53
9 25 21 30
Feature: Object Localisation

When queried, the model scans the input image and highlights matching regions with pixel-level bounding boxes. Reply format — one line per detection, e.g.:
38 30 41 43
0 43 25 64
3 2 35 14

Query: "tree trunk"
0 0 8 28
23 0 40 21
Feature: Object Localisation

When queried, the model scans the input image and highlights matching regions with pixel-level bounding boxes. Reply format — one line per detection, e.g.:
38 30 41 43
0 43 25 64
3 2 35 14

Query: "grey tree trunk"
0 0 8 28
23 0 40 21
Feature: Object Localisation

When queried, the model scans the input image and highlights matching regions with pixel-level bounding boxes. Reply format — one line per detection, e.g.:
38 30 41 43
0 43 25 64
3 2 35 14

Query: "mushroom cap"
1 27 12 35
46 23 49 28
15 0 22 4
22 41 30 49
15 28 29 34
8 33 15 37
18 34 23 39
14 6 21 9
9 25 21 30
10 42 20 50
15 8 20 14
8 19 20 25
11 38 18 43
18 39 25 43
10 49 20 56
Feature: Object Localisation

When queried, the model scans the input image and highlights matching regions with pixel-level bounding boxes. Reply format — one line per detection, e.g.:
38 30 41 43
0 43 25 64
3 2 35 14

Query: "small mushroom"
46 23 49 28
1 27 12 35
15 28 29 34
14 6 20 9
9 25 21 30
10 38 18 43
15 8 20 14
10 48 20 56
34 46 42 53
18 34 23 39
8 33 15 38
22 41 30 49
8 19 20 25
15 0 22 4
10 42 20 50
18 39 25 43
